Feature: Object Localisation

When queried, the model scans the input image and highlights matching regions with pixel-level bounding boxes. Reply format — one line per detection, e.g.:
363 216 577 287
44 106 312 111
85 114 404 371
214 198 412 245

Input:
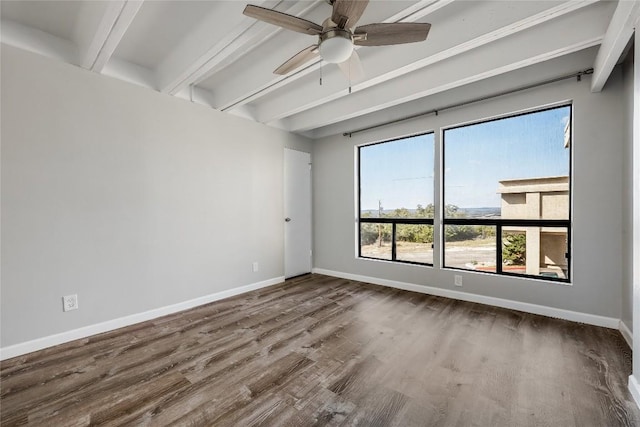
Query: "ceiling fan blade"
337 50 365 83
244 5 322 36
274 45 320 75
354 22 431 46
331 0 369 29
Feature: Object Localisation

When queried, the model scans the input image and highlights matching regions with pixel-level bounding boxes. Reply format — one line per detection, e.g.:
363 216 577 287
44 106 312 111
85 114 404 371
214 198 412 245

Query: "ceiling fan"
243 0 431 80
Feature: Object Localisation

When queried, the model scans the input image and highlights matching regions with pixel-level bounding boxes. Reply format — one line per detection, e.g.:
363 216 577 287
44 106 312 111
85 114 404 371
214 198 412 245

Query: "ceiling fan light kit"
319 29 353 63
243 0 430 79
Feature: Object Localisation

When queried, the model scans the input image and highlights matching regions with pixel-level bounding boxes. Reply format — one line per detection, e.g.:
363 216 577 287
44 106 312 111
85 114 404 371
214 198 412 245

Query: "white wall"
0 45 311 349
312 61 626 321
631 32 640 405
622 49 635 334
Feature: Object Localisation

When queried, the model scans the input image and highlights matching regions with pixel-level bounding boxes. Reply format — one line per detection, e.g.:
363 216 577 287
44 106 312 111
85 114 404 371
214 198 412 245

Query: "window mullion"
391 222 397 261
496 223 503 274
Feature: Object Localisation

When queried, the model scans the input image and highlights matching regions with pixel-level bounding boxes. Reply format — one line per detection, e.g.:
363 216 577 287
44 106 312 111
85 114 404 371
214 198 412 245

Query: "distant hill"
459 207 501 218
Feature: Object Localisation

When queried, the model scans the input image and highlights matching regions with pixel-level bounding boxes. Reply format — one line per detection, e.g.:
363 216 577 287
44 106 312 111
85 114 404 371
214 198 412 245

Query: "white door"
284 148 312 278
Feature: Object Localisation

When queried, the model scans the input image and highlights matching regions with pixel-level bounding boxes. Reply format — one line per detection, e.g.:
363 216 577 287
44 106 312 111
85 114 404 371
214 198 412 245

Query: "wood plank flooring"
1 274 638 426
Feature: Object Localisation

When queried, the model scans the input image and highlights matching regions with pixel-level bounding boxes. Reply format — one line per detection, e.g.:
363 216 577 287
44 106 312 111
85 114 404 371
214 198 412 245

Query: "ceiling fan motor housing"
319 28 354 63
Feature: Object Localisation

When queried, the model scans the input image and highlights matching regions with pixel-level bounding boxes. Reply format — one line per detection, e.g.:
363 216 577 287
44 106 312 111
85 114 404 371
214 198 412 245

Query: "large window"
357 105 572 283
358 133 435 265
443 105 571 282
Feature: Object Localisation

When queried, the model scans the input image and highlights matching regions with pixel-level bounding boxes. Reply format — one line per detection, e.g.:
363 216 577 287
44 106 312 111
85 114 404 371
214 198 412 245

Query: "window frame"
441 104 573 283
355 103 573 284
357 132 435 267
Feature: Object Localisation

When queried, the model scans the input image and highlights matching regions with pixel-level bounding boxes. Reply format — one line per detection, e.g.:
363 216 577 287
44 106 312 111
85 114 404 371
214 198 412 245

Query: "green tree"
360 223 380 245
443 204 486 242
360 212 391 246
416 204 435 218
503 233 526 265
396 224 433 243
390 204 434 244
390 207 411 218
361 203 491 245
478 225 496 238
444 225 478 241
445 204 464 218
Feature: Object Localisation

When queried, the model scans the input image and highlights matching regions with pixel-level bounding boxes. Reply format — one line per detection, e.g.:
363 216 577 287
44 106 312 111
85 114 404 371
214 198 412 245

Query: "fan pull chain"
349 57 352 94
320 62 323 86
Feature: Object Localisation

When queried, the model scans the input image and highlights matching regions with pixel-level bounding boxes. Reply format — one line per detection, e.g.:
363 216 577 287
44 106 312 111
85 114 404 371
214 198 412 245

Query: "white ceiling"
1 0 636 139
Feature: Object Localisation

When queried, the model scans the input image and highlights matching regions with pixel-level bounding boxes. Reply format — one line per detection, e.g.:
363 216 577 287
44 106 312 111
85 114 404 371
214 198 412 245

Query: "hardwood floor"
1 274 638 426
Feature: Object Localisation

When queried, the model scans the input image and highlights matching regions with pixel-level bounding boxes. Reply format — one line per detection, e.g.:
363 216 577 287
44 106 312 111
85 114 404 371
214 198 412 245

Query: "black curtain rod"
343 68 594 137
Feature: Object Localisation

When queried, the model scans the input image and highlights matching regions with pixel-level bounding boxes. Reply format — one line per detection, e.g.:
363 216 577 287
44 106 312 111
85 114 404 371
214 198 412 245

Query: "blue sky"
360 133 434 212
360 106 570 211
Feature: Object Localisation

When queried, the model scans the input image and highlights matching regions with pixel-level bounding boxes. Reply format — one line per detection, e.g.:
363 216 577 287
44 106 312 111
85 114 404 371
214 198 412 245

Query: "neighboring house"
498 176 569 278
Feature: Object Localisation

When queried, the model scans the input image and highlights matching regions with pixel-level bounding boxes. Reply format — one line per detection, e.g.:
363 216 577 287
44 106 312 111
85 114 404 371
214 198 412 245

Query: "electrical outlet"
62 294 78 312
454 275 463 287
252 262 259 272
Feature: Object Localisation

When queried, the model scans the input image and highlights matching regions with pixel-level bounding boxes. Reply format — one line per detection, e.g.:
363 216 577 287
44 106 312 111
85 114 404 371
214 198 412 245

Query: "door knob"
285 217 292 222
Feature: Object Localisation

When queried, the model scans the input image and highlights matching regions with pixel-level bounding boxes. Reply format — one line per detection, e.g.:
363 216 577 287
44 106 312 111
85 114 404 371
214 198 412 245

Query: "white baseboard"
0 276 284 361
312 268 620 329
629 375 640 410
619 320 633 348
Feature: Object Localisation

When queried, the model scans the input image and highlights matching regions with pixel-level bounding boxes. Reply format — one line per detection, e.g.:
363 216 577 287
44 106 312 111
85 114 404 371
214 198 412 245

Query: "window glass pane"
502 227 569 279
360 134 434 219
444 225 496 272
360 223 392 260
396 224 433 264
444 106 570 220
